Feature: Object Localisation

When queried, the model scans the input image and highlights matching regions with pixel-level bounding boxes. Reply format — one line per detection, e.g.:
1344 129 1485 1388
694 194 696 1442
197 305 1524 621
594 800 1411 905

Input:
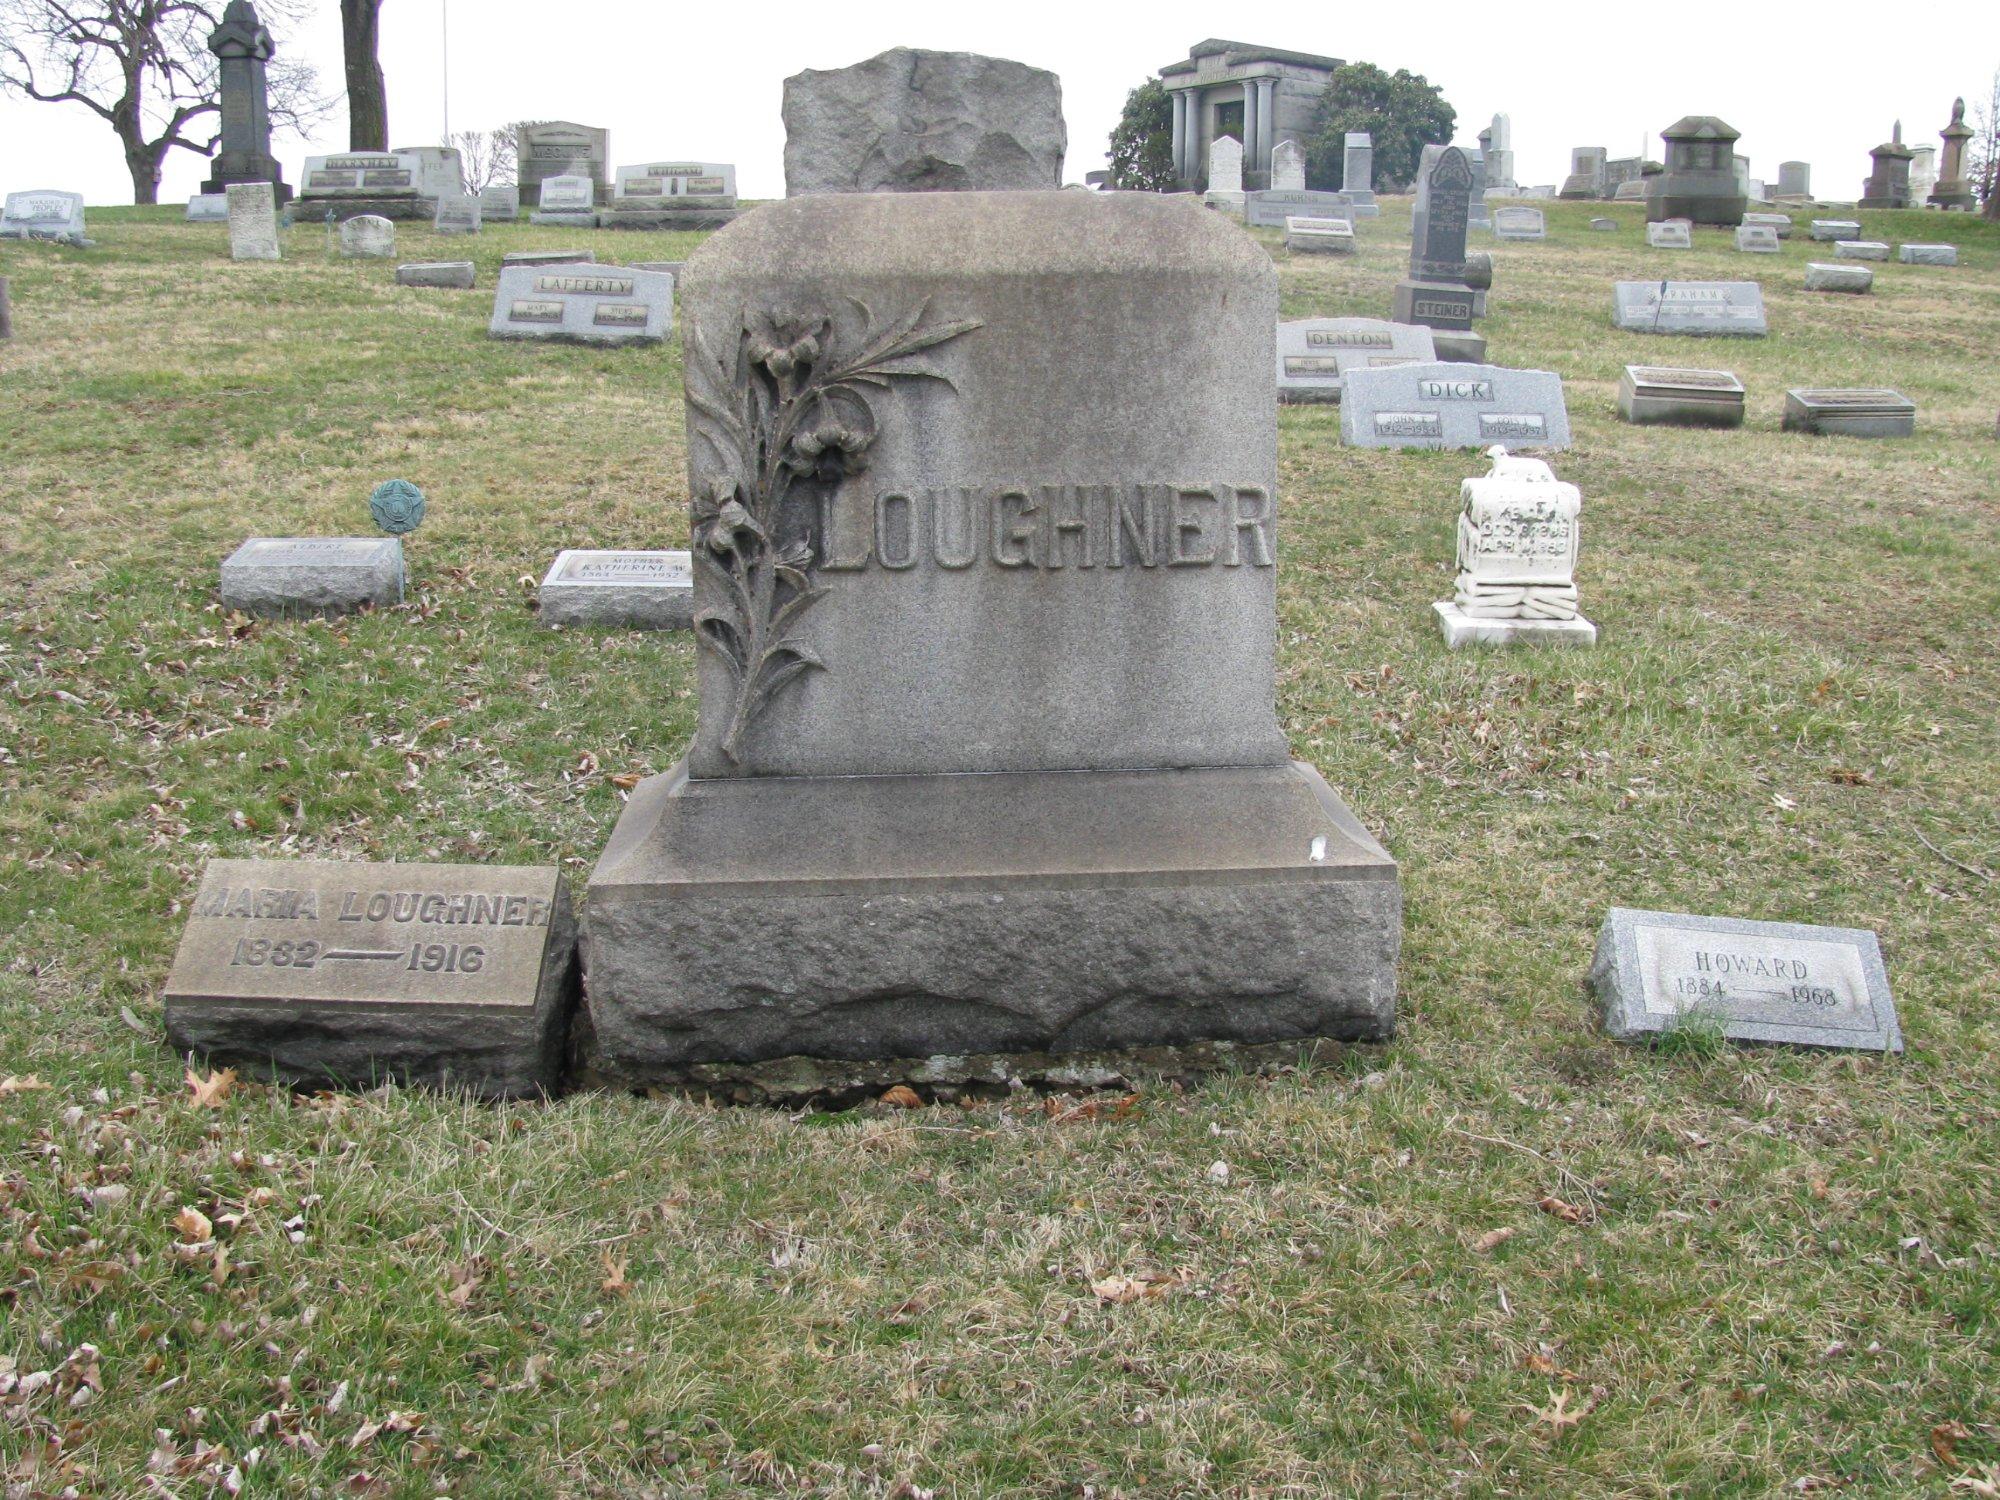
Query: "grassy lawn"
2 197 1997 1497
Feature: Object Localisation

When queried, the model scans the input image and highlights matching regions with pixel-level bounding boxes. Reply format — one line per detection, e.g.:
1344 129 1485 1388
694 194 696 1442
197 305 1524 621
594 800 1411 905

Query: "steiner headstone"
1 190 88 246
1492 206 1545 241
1899 243 1958 266
539 550 695 629
397 260 475 289
1810 219 1860 241
1617 365 1746 427
1271 138 1306 192
1434 448 1594 648
782 48 1065 195
1804 262 1873 294
1613 281 1767 336
530 174 598 226
1650 116 1746 225
479 183 521 221
1734 224 1780 253
219 536 404 615
1590 908 1902 1052
517 120 610 205
225 181 280 261
1782 388 1915 438
163 858 577 1097
1275 318 1436 404
1340 362 1570 450
186 194 230 222
1204 135 1245 214
1834 240 1888 261
201 1 290 204
339 214 395 257
580 189 1401 1095
1284 215 1354 254
487 265 674 345
434 195 481 235
1646 219 1692 249
1393 146 1481 358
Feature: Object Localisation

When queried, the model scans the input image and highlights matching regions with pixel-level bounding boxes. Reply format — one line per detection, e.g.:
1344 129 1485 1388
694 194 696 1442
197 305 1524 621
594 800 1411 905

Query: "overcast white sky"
4 0 1998 204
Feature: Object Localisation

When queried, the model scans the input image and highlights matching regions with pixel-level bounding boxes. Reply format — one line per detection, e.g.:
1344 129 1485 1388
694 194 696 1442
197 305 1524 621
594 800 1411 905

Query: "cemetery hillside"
4 22 2000 1492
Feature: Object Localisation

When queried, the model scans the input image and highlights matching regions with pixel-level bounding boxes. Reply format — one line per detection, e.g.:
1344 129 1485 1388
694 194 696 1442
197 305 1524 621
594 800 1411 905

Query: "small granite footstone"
396 260 475 289
1734 224 1780 253
220 537 403 616
1340 362 1570 449
1617 365 1746 426
1284 216 1354 254
1646 219 1692 249
1804 262 1873 293
501 249 594 268
1590 907 1902 1052
1898 243 1957 266
163 858 576 1098
1834 240 1889 260
1613 281 1767 336
488 265 673 345
1782 388 1915 437
1742 211 1792 238
1276 318 1436 404
226 182 280 261
1589 217 1618 231
186 194 230 222
539 550 694 628
338 214 395 257
1810 219 1860 241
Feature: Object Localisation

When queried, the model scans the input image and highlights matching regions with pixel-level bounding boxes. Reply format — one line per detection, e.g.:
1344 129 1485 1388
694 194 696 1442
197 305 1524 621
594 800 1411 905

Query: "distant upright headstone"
1275 318 1436 404
339 214 396 257
782 48 1065 195
1559 146 1606 198
434 195 481 235
1931 98 1976 210
1483 113 1516 194
201 0 290 203
1435 448 1594 648
1591 908 1902 1053
1492 206 1545 241
1394 147 1482 357
1777 161 1811 198
1271 138 1306 192
392 146 465 201
1859 121 1914 208
487 265 674 345
479 183 521 221
603 161 741 228
1205 135 1245 213
186 193 230 222
1340 362 1571 450
0 190 87 246
1342 132 1374 197
1612 280 1767 335
226 181 280 261
1742 210 1792 238
1650 116 1747 225
517 120 610 205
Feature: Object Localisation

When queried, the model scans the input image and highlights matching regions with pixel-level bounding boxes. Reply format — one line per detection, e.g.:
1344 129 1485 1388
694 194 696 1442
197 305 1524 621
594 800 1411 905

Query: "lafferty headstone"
163 858 576 1097
1434 448 1594 648
1591 908 1902 1052
1612 281 1767 336
1 190 87 246
1617 365 1746 426
539 549 695 629
339 214 395 257
201 1 290 203
1275 318 1436 404
582 190 1401 1092
219 536 403 615
1339 362 1571 450
225 181 280 261
1782 388 1915 438
487 265 674 345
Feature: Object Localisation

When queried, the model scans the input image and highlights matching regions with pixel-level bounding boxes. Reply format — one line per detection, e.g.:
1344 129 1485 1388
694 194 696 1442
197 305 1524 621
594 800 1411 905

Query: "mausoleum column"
1170 91 1187 185
1241 85 1258 179
1256 79 1277 175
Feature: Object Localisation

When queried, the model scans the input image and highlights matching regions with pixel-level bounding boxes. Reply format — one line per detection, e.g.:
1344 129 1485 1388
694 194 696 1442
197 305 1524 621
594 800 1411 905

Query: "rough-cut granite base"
597 207 741 231
1435 600 1597 648
582 760 1401 1089
1431 330 1490 364
292 196 437 223
219 537 403 617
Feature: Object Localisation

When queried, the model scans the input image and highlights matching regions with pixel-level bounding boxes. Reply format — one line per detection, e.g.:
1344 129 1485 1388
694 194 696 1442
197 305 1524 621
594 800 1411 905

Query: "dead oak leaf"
348 1411 425 1450
1471 1227 1516 1254
185 1067 238 1109
0 1075 50 1094
442 1257 488 1310
1950 1469 2000 1498
599 1248 632 1298
1090 1270 1187 1304
172 1206 213 1244
1537 1195 1588 1225
1932 1422 1973 1467
1525 1389 1586 1436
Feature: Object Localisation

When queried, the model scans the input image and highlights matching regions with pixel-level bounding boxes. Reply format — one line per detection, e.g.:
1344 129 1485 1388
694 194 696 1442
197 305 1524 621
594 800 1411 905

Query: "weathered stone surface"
1835 240 1889 260
163 858 576 1098
433 195 481 235
1492 206 1545 240
1436 448 1593 647
1436 603 1597 648
186 194 230 222
1203 135 1245 214
1613 281 1767 336
516 121 609 205
539 549 694 629
1284 215 1354 254
614 160 738 206
1591 907 1902 1051
391 145 465 201
1804 262 1873 293
1340 362 1571 450
301 151 423 199
1646 219 1692 249
219 537 403 616
396 260 475 290
1782 387 1914 437
1276 318 1436 404
1899 242 1958 266
782 48 1065 196
479 184 520 220
488 265 673 345
226 182 279 261
1734 224 1780 253
1 189 87 246
1617 365 1746 426
1270 138 1306 191
501 248 593 267
1810 218 1860 241
1743 210 1792 238
338 214 395 257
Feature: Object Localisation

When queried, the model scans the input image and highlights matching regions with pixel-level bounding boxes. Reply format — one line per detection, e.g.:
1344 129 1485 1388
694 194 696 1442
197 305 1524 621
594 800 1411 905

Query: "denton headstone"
1804 262 1873 294
201 1 290 203
1612 281 1767 336
339 214 395 258
1340 362 1571 450
226 182 280 261
1271 138 1306 192
1617 366 1746 427
396 261 476 289
219 537 403 615
479 183 521 221
1275 318 1437 404
581 189 1400 1093
1434 448 1594 648
1899 243 1958 266
487 265 674 345
1734 224 1780 253
1782 388 1915 438
1591 908 1902 1052
186 194 230 222
1492 206 1545 241
163 858 576 1097
1 190 87 246
539 550 695 629
434 195 482 235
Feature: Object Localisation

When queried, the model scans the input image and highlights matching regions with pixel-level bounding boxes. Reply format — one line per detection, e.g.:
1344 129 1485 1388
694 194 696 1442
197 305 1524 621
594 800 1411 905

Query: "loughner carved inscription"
684 299 983 764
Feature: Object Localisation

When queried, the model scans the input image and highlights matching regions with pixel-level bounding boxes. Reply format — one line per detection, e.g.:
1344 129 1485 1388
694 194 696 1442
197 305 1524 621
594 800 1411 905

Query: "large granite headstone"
1 190 87 246
487 265 674 345
201 1 290 203
1650 116 1747 225
1393 146 1480 352
581 190 1401 1095
163 858 576 1097
1777 161 1810 198
1859 122 1913 208
1931 98 1976 210
226 181 280 261
539 550 695 629
1276 318 1436 404
1339 362 1570 450
1559 146 1606 199
782 48 1065 195
1612 281 1767 336
603 161 741 229
517 121 610 206
1434 448 1595 648
220 537 403 615
1342 132 1374 199
1591 908 1902 1052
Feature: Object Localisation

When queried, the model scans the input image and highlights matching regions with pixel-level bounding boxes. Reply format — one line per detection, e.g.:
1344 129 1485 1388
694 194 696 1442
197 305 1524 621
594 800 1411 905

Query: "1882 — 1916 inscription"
164 859 576 1097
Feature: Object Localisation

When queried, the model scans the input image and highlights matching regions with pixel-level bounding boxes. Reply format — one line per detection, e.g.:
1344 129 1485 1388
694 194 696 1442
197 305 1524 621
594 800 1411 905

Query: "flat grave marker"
186 194 230 222
219 536 403 615
397 260 475 289
1646 219 1692 249
1835 240 1890 260
1492 205 1545 241
1810 219 1861 241
1804 262 1873 294
1617 365 1746 426
1612 281 1768 336
1734 224 1781 253
1899 243 1957 266
339 214 395 257
434 195 481 235
1782 387 1915 438
539 549 695 629
1284 216 1355 255
1245 190 1352 228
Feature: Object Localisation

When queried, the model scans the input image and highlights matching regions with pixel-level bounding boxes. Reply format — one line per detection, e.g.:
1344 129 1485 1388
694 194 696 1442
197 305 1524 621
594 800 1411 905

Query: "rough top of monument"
783 48 1066 196
678 190 1280 779
1661 116 1741 142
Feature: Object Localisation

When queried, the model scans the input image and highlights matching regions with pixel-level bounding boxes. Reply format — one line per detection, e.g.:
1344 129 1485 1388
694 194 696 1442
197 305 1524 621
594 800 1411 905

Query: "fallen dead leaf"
348 1411 424 1450
0 1075 50 1094
879 1085 923 1110
1537 1195 1587 1225
1950 1468 2000 1497
1472 1227 1516 1253
173 1207 213 1243
442 1257 487 1310
1090 1270 1187 1304
1933 1422 1974 1467
186 1067 238 1109
1525 1388 1586 1436
599 1248 631 1298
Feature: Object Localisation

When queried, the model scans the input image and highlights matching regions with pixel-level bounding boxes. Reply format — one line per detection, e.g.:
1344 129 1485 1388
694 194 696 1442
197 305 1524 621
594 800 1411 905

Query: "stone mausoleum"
1160 39 1343 193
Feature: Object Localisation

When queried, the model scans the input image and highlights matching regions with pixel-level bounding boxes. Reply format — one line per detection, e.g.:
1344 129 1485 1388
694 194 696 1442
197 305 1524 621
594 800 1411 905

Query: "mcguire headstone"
1276 318 1436 404
1591 908 1902 1052
219 537 404 615
163 858 576 1097
539 550 695 629
516 120 609 205
580 189 1401 1093
225 181 280 261
487 265 674 345
1434 448 1594 648
1612 281 1767 336
1340 362 1570 450
201 1 290 203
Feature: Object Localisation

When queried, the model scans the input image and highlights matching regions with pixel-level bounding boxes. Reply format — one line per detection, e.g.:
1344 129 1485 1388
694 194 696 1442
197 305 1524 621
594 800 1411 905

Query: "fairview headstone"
1 190 87 246
163 858 577 1097
1591 908 1902 1052
539 550 695 629
1612 281 1767 336
219 536 404 615
433 195 481 235
1275 318 1436 404
1492 206 1545 241
1782 388 1915 437
1617 365 1746 427
225 181 280 262
487 265 674 345
1434 448 1594 648
1340 362 1570 450
339 214 395 258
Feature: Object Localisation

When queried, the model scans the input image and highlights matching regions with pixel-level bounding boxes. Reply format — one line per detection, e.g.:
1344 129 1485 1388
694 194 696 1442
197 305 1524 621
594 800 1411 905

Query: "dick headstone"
201 1 290 204
1591 908 1902 1052
219 537 404 616
1340 362 1570 450
1613 281 1767 336
226 182 280 261
539 550 695 629
163 859 576 1097
580 190 1401 1096
488 265 674 345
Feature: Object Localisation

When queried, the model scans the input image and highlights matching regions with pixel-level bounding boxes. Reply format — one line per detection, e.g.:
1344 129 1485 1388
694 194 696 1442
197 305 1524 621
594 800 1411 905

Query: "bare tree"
0 0 323 204
1971 67 2000 220
448 128 516 195
339 0 385 150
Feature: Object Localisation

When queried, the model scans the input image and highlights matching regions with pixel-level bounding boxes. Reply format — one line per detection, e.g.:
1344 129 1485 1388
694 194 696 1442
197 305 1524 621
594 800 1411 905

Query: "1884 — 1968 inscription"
165 859 576 1096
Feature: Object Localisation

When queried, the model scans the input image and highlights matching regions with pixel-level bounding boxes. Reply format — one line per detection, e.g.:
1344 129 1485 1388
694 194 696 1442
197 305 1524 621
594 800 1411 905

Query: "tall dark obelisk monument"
202 0 291 205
